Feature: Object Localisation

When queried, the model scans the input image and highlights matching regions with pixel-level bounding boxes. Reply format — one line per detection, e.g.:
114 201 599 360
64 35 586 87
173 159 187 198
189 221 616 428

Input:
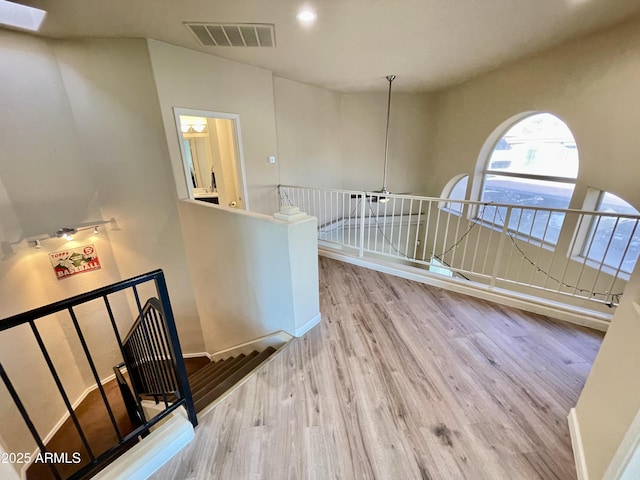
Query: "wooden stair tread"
189 352 254 391
193 347 277 412
189 354 246 386
190 351 259 397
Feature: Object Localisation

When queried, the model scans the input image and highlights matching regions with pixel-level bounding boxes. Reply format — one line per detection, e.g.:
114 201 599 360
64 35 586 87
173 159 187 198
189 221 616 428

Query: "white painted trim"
569 408 589 480
190 330 293 363
91 408 194 480
295 312 322 337
319 248 610 332
210 333 291 362
603 407 640 480
183 351 213 361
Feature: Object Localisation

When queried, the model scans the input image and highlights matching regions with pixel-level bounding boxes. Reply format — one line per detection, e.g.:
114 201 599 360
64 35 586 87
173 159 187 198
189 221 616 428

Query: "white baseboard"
196 330 293 362
569 408 589 480
91 407 194 480
295 312 322 337
320 248 611 332
183 351 213 361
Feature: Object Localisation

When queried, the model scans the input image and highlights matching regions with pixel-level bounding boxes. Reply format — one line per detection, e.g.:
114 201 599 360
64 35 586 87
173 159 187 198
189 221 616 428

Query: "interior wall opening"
173 108 248 210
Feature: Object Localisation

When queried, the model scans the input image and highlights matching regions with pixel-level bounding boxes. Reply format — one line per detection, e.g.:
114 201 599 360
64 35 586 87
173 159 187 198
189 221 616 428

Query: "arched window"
441 174 468 215
478 112 579 244
584 192 640 274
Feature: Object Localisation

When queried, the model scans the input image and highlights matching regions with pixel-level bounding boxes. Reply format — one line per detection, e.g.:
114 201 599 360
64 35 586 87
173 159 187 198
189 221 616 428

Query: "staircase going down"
25 347 278 480
189 347 277 413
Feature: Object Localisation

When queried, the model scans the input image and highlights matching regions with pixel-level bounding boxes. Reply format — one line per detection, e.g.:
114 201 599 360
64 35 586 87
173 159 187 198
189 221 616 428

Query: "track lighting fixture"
28 221 111 249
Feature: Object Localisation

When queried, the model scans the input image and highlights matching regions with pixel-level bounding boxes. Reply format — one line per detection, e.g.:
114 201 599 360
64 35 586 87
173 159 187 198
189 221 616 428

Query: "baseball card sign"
49 244 101 280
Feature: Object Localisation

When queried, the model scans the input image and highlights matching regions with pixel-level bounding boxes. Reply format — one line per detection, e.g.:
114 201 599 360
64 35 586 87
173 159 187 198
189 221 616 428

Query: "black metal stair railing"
0 269 197 480
120 298 180 404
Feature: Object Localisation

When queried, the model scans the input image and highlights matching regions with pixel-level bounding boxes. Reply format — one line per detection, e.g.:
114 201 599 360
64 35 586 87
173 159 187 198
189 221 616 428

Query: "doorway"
173 108 248 210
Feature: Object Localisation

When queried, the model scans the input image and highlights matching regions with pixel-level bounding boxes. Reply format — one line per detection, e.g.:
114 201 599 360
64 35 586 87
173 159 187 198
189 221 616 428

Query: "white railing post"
490 206 512 290
359 193 366 257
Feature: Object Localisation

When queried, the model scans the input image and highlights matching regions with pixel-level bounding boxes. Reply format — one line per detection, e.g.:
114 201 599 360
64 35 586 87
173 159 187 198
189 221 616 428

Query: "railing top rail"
278 184 368 196
121 297 163 344
280 185 640 220
0 269 164 332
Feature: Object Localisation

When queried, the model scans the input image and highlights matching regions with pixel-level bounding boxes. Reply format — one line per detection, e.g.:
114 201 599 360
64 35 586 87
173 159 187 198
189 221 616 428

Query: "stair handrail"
0 269 197 480
119 297 180 401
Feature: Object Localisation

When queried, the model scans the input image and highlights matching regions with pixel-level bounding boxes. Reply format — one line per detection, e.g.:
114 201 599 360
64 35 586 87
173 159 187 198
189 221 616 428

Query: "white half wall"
178 200 320 353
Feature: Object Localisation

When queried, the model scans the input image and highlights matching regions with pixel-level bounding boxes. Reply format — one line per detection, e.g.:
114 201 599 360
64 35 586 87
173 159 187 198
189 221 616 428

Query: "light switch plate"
268 155 276 164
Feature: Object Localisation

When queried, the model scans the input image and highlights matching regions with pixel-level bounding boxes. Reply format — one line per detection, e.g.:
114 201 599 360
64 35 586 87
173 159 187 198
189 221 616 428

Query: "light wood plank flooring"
151 257 604 480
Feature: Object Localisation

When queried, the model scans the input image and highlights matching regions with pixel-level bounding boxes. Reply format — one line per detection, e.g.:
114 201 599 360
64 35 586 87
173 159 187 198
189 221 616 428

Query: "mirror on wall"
174 108 248 210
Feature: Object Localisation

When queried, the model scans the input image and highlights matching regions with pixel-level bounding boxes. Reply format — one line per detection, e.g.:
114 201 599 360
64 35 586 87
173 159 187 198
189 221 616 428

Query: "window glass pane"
445 175 468 214
479 204 566 244
487 113 578 178
482 175 574 209
584 192 640 273
480 175 575 244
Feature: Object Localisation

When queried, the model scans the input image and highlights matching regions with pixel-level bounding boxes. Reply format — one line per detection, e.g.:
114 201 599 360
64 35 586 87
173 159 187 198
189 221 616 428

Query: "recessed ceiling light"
296 8 317 25
0 0 47 32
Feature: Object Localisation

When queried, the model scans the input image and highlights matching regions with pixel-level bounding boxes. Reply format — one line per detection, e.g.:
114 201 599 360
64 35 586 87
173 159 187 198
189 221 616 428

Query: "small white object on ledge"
273 206 309 223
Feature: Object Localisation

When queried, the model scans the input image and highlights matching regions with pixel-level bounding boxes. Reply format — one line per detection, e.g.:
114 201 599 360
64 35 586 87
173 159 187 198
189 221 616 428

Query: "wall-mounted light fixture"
28 219 115 249
55 227 77 241
180 123 207 133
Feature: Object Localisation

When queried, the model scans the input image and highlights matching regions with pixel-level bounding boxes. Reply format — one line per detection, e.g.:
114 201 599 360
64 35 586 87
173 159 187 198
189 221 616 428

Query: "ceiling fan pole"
382 74 396 194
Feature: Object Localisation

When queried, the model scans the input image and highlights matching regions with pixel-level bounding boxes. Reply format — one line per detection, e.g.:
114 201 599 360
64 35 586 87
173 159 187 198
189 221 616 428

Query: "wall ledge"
91 407 194 480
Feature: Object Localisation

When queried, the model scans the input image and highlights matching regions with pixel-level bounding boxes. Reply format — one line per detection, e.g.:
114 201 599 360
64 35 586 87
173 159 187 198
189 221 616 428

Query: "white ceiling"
16 0 640 92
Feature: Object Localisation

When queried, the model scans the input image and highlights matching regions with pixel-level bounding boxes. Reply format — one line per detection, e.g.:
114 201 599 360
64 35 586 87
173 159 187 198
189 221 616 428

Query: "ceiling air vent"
185 23 275 47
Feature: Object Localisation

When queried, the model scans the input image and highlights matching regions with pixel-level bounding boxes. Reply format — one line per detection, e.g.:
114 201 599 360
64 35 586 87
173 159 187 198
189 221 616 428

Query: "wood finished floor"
151 257 604 480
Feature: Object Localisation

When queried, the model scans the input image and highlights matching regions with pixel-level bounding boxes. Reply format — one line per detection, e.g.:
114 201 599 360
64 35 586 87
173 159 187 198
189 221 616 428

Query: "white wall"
340 92 435 195
52 38 205 353
147 38 324 350
273 77 343 189
430 17 640 209
273 76 437 196
428 16 640 479
0 29 127 461
147 40 280 215
576 266 640 479
178 201 319 352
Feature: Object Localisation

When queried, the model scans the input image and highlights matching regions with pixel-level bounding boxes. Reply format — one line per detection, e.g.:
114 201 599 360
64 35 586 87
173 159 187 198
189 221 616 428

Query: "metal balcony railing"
279 185 640 316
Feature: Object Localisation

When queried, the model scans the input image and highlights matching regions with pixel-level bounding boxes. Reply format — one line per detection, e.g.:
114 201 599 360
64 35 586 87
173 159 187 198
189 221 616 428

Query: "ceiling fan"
372 74 407 203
